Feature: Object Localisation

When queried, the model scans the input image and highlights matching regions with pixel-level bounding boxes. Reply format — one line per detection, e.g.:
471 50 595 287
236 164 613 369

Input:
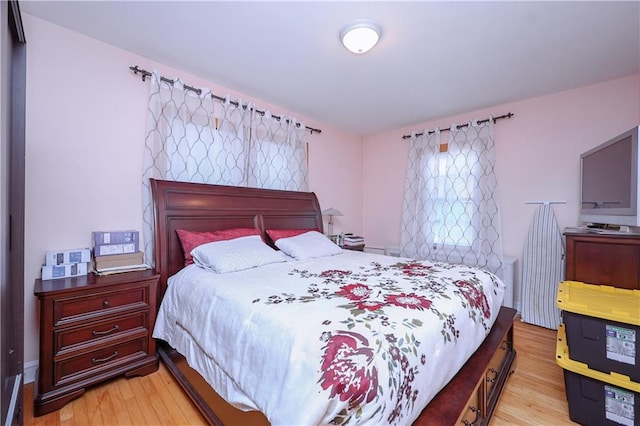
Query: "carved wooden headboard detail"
150 178 323 299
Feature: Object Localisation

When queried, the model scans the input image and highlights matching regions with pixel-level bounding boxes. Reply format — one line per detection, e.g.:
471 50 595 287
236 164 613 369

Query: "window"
401 120 501 274
433 149 477 248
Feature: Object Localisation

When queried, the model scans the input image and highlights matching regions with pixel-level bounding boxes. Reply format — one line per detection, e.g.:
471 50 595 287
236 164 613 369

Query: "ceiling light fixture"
340 20 381 54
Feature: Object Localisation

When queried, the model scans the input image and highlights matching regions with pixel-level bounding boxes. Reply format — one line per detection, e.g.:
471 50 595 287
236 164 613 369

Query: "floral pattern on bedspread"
252 260 500 425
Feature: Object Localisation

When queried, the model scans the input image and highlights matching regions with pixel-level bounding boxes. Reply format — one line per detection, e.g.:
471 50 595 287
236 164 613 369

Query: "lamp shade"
322 207 343 217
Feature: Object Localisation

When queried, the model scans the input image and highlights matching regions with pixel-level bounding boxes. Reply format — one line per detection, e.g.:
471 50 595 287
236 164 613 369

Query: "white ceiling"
20 1 640 136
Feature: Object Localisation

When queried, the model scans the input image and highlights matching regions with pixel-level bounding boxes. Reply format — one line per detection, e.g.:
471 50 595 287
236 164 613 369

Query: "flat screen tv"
579 125 640 228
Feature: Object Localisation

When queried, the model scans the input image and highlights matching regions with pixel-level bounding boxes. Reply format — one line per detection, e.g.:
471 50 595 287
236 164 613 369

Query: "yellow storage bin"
556 281 640 326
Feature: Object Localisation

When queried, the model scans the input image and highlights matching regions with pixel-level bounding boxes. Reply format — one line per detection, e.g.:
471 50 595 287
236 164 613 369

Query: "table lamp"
322 207 343 236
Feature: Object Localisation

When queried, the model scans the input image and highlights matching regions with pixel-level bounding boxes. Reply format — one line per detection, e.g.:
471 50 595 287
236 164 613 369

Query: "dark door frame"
2 1 26 425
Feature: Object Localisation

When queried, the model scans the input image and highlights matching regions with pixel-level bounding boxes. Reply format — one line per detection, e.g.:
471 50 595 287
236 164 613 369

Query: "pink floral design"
337 283 373 301
385 292 432 310
400 262 432 277
320 269 351 278
455 280 491 318
356 300 385 311
264 260 497 423
386 349 420 423
319 331 379 409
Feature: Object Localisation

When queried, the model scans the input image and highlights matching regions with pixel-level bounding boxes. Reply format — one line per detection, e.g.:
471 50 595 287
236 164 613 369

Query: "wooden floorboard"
491 318 577 426
24 319 577 425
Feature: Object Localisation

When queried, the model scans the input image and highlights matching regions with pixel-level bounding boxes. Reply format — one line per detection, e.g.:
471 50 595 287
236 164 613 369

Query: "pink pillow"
266 228 316 243
176 228 261 266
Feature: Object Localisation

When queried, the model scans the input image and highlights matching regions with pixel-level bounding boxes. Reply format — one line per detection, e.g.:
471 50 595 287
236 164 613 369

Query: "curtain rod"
129 65 322 135
401 112 514 140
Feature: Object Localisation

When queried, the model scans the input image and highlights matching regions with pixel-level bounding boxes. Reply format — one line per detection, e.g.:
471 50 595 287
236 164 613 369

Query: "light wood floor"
491 319 577 426
24 319 576 425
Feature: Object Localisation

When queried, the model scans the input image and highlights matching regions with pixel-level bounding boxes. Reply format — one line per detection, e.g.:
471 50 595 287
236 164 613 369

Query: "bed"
150 178 517 425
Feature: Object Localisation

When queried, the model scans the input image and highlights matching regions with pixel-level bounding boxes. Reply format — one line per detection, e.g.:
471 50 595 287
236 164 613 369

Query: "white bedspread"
153 250 505 425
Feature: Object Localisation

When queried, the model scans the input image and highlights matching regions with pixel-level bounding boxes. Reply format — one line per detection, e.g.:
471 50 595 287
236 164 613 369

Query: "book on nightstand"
42 247 91 280
93 250 150 276
342 234 365 246
41 262 88 280
94 251 144 269
44 248 91 266
341 233 365 251
93 230 140 256
94 263 151 276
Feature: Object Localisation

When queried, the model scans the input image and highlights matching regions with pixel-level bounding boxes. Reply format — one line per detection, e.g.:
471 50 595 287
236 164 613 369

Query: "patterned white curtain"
247 111 308 191
400 119 503 276
399 129 441 260
141 71 308 265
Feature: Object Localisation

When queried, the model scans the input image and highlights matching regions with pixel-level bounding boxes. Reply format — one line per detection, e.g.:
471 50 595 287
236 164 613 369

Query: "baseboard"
23 360 38 384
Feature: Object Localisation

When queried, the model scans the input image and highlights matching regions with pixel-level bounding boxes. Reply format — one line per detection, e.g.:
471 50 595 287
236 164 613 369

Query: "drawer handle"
92 325 119 337
462 406 481 425
92 351 119 364
487 367 499 384
102 300 110 308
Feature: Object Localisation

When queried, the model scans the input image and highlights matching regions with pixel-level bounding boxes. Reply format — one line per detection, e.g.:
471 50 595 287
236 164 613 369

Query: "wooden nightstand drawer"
54 335 149 387
55 311 148 355
53 286 148 326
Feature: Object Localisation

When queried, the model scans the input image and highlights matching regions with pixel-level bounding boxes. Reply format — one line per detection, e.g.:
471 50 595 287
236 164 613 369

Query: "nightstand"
33 270 160 416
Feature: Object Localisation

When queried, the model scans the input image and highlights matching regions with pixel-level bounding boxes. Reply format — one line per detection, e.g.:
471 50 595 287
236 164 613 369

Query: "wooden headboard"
150 178 323 297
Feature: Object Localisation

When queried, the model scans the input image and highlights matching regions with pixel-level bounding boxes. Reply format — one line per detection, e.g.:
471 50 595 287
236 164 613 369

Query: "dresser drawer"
54 336 149 387
485 335 511 401
54 311 148 355
53 286 148 326
456 379 483 425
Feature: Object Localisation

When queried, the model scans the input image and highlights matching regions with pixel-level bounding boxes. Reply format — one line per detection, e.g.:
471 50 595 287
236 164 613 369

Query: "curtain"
141 71 308 265
247 110 308 191
400 119 503 277
399 129 441 260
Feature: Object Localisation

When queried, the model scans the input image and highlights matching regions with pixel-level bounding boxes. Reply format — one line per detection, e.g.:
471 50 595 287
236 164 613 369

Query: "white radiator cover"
384 245 401 257
385 247 516 309
501 256 517 309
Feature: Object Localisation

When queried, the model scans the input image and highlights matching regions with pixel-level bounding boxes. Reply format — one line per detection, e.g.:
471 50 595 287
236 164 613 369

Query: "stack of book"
42 248 91 280
342 234 365 250
93 230 149 275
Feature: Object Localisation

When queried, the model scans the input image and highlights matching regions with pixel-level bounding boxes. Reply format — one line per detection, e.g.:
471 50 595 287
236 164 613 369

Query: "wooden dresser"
33 270 159 416
565 231 640 290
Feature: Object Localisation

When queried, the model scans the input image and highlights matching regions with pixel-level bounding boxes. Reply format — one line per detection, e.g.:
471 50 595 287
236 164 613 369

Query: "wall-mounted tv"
579 125 640 228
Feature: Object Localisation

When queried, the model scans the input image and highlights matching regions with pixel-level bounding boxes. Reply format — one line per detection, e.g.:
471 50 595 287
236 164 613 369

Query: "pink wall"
22 15 363 373
363 73 640 304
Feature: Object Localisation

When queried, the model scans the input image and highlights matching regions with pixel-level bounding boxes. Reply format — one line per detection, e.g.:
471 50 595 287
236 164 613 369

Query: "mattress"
153 250 505 425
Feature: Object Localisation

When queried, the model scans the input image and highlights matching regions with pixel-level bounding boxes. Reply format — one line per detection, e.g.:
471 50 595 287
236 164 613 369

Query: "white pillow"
191 235 286 273
275 231 343 260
